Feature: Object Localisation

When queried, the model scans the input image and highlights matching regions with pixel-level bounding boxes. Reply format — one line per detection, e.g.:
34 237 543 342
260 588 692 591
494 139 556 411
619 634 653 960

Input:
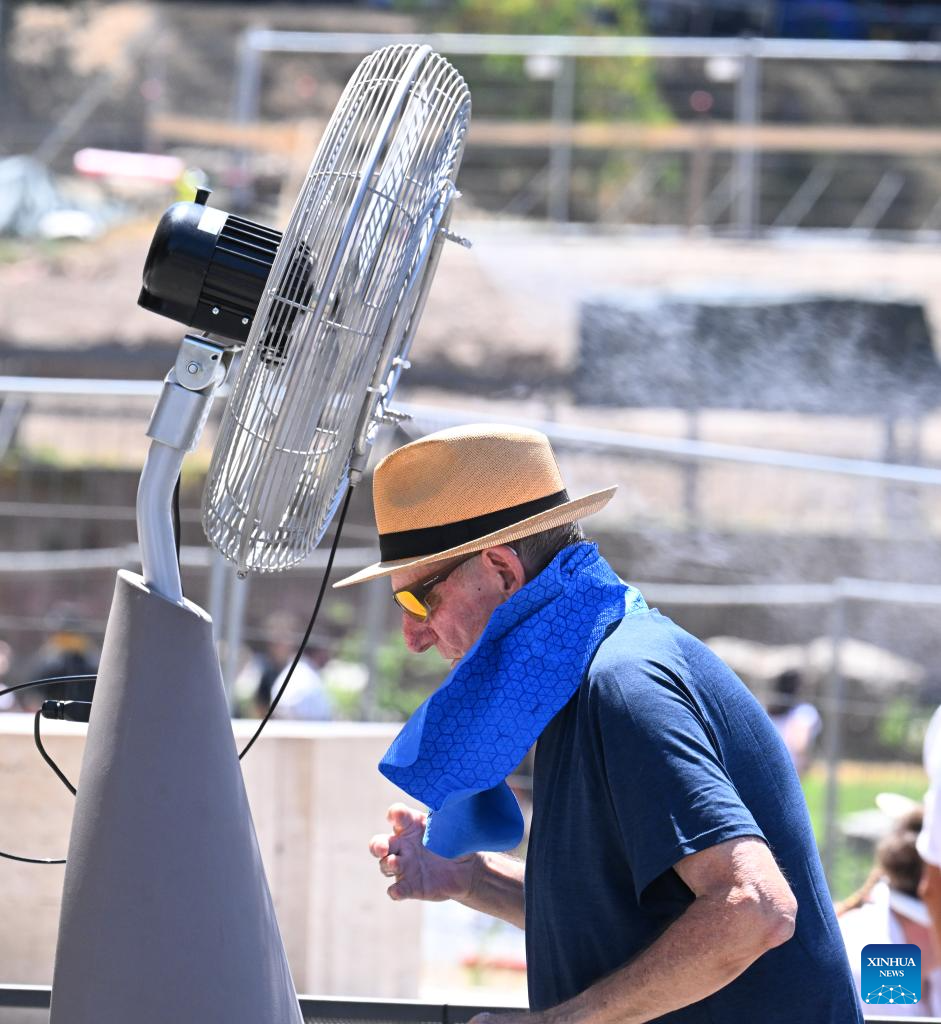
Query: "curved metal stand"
137 335 230 603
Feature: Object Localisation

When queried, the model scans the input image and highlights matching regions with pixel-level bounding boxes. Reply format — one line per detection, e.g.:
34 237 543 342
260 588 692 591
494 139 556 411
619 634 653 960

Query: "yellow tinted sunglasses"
392 552 480 622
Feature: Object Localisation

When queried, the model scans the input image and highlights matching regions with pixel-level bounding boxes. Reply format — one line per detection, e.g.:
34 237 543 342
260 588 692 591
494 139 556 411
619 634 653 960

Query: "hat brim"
332 485 617 588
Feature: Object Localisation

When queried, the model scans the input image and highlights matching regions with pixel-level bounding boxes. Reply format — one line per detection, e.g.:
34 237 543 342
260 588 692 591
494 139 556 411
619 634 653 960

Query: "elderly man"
335 424 859 1023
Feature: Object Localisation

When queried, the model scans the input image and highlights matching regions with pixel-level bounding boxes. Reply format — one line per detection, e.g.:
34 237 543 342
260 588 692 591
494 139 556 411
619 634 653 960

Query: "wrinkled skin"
390 545 525 667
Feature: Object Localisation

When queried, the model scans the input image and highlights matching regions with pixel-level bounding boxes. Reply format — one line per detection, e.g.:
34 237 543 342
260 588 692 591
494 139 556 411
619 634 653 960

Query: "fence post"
222 569 249 703
208 548 228 645
361 578 387 719
683 406 700 527
821 582 846 887
548 56 576 224
733 43 762 237
232 28 265 210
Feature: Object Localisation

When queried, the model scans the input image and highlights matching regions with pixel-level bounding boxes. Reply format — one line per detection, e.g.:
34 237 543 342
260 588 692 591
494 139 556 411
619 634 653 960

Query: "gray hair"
512 521 585 581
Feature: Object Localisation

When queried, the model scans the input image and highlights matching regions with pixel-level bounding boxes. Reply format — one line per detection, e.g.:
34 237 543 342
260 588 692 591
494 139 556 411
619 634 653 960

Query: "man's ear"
480 545 526 596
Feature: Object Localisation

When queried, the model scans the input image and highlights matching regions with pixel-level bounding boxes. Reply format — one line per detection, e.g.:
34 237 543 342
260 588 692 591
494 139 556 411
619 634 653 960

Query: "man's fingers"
379 853 402 878
387 803 422 835
377 806 424 901
387 877 412 901
369 833 391 859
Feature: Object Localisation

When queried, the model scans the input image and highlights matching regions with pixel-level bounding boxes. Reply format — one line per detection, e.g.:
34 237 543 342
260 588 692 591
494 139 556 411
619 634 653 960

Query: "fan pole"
137 334 231 602
49 338 304 1024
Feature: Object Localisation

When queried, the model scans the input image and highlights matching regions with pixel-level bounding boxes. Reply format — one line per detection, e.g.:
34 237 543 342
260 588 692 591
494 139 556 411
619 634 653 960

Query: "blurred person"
231 611 299 716
18 606 98 710
267 644 332 722
766 667 822 776
243 611 332 721
838 805 941 1016
339 424 859 1023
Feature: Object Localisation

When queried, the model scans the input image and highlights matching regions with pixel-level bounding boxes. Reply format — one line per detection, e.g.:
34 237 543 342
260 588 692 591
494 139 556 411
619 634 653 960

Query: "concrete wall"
0 716 421 997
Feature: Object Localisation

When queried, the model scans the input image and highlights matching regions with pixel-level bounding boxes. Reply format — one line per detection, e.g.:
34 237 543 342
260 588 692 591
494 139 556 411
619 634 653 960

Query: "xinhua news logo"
861 944 921 1007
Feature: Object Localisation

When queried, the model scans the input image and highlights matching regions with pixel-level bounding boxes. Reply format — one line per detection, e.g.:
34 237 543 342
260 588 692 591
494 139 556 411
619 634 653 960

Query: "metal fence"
2 374 941 899
7 20 941 236
225 31 941 237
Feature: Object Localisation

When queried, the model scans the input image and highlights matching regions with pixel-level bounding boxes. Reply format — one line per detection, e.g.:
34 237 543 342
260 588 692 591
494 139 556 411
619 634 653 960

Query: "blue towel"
379 542 647 858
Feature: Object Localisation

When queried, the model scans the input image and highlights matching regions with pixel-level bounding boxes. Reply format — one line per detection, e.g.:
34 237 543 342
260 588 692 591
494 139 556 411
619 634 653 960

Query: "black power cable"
0 674 96 702
0 675 96 865
172 473 183 597
34 710 76 797
0 483 356 863
238 483 354 760
34 701 94 796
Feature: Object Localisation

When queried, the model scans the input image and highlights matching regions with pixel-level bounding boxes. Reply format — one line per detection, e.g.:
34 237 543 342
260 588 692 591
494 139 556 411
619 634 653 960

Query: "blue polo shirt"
525 608 860 1022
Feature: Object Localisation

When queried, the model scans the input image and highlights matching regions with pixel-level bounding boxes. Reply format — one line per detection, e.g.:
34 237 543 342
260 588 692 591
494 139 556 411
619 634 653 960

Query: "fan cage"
202 45 470 574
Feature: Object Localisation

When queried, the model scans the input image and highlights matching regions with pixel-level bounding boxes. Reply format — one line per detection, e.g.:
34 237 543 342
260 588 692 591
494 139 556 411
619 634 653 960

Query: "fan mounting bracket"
174 334 232 393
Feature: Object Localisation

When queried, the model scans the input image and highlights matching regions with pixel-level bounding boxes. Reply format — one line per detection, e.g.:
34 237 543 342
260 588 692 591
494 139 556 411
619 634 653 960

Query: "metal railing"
0 985 931 1023
0 987 497 1022
399 402 941 487
229 31 941 236
4 377 940 485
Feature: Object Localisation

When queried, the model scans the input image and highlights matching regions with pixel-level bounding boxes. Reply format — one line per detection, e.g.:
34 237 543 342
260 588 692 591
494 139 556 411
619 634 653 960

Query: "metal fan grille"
203 45 470 574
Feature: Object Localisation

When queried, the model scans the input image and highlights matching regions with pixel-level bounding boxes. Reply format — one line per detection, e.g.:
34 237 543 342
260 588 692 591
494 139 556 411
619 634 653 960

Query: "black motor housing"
138 189 282 344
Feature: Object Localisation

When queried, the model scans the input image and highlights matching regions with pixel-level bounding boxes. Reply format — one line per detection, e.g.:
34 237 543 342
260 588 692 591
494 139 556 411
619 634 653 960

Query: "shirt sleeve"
589 654 766 905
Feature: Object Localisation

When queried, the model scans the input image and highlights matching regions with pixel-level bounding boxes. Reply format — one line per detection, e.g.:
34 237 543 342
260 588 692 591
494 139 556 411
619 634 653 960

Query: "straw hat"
333 423 616 588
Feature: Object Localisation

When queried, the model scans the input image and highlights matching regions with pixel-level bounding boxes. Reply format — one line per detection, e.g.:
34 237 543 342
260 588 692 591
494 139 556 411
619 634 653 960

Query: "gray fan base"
49 570 303 1024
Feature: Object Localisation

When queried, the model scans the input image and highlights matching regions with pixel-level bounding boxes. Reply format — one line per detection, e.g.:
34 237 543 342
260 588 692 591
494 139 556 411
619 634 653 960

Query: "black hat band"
379 489 570 562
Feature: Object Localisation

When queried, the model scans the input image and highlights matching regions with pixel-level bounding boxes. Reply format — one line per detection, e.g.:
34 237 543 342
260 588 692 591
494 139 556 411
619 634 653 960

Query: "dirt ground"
4 1 940 370
5 219 941 551
3 217 940 366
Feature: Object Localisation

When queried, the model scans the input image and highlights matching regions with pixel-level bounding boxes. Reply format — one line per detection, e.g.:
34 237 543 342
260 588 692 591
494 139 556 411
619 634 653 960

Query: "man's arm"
458 850 526 929
476 835 796 1024
369 804 525 929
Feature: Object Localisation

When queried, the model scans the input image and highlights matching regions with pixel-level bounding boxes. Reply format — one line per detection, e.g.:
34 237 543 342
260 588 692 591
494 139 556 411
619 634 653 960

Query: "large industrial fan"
49 45 470 1024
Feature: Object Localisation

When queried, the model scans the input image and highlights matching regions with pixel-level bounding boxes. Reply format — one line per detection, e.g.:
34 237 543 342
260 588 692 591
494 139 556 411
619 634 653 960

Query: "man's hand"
369 803 476 902
369 803 526 926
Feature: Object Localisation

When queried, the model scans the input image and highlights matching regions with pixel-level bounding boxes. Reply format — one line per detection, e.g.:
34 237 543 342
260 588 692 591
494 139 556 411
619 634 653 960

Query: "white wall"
0 716 421 997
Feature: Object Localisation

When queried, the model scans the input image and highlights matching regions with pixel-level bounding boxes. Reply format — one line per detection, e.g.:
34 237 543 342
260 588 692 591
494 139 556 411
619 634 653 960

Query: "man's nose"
401 612 435 653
